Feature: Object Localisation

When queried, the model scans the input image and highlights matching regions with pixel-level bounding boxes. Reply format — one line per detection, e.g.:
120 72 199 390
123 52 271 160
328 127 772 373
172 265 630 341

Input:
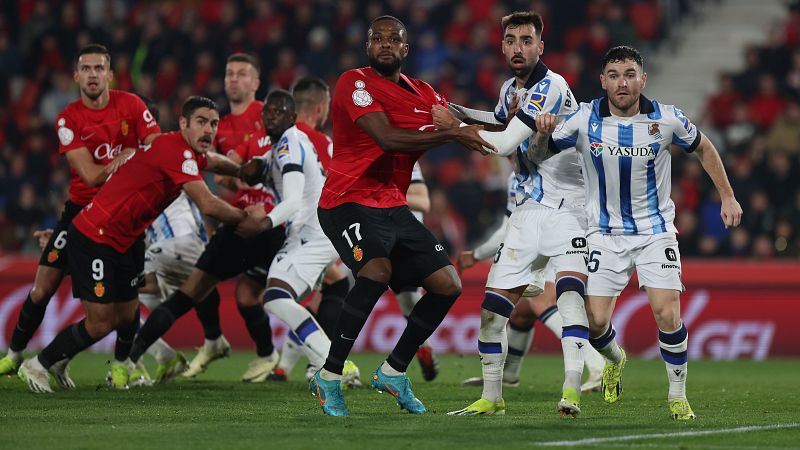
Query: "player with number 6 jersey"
1 44 160 383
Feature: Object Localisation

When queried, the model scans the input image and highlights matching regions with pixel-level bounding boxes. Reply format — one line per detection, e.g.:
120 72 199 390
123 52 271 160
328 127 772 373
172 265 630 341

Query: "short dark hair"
181 96 218 120
266 89 296 115
76 43 111 66
602 46 644 71
369 15 407 35
292 76 329 112
501 11 544 38
226 53 261 75
137 94 160 123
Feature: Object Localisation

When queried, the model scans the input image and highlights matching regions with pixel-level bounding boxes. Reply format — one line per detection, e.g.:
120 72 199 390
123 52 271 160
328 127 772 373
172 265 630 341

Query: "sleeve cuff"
686 132 702 153
515 109 537 132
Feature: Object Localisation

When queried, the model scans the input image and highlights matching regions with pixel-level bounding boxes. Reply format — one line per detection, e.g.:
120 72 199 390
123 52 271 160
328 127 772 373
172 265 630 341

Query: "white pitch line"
534 423 800 447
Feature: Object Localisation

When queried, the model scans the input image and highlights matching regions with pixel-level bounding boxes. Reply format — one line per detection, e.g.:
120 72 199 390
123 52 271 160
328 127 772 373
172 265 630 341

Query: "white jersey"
410 162 425 222
505 172 519 217
551 95 701 235
267 125 325 230
495 61 584 210
145 191 207 245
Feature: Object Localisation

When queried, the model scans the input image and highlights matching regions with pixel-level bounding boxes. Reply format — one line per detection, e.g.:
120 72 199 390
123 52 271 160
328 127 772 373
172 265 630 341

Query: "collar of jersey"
598 94 656 118
522 60 549 89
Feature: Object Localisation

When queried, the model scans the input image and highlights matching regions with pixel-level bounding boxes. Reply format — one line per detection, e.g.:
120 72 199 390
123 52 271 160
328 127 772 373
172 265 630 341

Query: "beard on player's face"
369 54 404 77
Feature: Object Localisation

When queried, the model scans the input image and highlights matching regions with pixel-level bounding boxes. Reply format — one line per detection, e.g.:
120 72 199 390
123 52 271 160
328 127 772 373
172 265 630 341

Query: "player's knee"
30 276 60 304
84 317 114 339
586 308 610 337
652 306 681 331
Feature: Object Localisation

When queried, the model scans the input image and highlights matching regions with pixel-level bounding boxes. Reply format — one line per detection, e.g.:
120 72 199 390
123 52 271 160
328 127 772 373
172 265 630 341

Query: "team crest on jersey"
47 249 59 263
120 120 129 136
352 245 363 262
244 132 251 143
590 142 605 156
648 123 661 138
94 282 105 298
352 80 373 107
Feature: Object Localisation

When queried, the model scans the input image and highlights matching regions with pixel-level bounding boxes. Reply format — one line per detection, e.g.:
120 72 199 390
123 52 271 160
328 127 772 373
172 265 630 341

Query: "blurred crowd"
0 0 796 260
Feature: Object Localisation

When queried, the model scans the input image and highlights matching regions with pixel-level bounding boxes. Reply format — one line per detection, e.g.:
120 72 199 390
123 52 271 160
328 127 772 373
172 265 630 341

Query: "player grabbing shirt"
18 96 262 393
311 15 492 418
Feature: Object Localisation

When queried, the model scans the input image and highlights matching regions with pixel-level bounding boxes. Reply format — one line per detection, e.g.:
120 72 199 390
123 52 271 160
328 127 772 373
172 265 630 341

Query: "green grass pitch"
2 353 799 449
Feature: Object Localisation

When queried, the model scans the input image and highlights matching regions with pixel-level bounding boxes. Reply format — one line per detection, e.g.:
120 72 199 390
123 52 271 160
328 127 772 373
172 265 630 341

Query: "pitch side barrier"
0 258 797 359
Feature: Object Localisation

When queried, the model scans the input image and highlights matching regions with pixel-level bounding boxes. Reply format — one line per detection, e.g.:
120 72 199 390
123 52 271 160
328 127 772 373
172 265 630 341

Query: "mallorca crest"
120 120 129 136
94 282 105 298
352 245 363 262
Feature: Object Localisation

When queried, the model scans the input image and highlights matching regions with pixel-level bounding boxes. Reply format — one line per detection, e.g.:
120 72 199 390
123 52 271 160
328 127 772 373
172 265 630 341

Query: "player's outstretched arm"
65 147 126 187
183 180 247 225
693 134 743 228
204 151 241 177
525 113 560 163
436 104 507 131
356 111 495 154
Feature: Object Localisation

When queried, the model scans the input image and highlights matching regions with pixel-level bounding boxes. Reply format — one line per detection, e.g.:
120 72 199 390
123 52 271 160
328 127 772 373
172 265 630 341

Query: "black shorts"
195 224 286 285
67 225 140 303
38 200 84 270
318 203 451 290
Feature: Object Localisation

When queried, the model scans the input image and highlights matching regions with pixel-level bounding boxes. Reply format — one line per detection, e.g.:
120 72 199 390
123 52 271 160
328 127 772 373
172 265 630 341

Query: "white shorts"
144 234 205 299
586 232 684 297
268 224 339 298
486 202 588 291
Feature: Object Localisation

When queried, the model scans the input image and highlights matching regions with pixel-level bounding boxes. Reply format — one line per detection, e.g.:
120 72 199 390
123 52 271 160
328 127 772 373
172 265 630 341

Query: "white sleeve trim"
478 116 534 157
473 216 509 261
266 171 304 227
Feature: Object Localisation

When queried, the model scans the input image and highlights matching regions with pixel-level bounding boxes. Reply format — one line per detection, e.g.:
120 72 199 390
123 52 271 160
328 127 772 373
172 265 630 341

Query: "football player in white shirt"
442 11 591 418
527 46 742 420
458 173 605 391
237 90 340 375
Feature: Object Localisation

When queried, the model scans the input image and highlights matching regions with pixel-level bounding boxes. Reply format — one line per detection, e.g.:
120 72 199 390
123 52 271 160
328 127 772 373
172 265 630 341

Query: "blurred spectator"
0 0 795 259
766 99 800 156
39 72 77 125
747 74 786 129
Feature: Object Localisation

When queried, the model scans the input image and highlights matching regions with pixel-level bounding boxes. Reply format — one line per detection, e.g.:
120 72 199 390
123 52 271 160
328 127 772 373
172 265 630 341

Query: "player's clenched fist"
720 196 743 228
534 113 558 135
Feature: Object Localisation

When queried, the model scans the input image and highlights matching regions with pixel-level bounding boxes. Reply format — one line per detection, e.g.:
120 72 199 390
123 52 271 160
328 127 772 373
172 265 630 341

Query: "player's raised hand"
456 250 477 273
432 104 458 130
456 125 496 155
507 95 521 122
104 147 136 175
33 228 53 250
720 195 743 228
534 113 559 135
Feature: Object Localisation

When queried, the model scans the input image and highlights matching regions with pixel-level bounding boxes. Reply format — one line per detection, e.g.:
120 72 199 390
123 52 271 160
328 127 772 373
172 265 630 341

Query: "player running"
18 96 263 393
0 44 159 384
308 15 492 417
526 46 742 420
